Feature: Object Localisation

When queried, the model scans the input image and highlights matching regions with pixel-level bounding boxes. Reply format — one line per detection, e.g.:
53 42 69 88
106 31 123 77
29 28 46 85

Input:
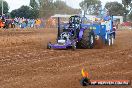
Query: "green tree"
30 0 39 18
0 0 9 15
38 0 79 18
105 2 127 16
54 0 79 14
122 0 131 7
128 3 132 20
38 0 55 18
79 0 101 15
122 0 132 21
30 0 39 9
10 5 39 19
128 12 132 20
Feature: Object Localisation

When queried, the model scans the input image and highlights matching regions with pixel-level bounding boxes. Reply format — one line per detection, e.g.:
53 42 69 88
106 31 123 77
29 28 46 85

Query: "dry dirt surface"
0 28 132 88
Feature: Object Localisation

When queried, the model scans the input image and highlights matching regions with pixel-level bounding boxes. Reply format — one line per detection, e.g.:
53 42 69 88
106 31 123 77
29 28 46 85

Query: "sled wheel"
111 34 114 45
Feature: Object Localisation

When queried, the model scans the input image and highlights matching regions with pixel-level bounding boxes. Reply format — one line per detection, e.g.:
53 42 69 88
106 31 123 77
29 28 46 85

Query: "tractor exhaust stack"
57 17 60 40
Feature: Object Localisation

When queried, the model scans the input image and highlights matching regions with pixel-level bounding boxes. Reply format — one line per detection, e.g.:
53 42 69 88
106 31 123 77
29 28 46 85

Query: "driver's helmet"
69 16 81 24
75 17 81 24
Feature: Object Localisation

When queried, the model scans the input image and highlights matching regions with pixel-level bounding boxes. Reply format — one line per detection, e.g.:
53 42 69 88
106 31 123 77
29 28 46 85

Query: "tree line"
0 0 132 20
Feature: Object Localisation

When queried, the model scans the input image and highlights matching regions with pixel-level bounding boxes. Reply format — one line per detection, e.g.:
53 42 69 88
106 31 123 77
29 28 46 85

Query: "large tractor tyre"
81 29 95 49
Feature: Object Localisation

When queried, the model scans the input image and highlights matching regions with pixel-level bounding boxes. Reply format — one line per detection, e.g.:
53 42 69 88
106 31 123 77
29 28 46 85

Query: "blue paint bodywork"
79 21 115 43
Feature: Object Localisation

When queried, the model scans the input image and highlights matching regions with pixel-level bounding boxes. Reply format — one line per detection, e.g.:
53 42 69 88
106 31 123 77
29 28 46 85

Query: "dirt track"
0 29 132 88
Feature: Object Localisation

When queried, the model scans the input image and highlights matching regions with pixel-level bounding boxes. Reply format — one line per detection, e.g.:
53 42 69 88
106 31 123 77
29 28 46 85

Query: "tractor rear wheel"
81 29 95 49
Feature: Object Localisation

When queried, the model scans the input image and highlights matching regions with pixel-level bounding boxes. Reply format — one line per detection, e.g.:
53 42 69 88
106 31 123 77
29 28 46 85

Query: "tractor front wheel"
47 43 51 49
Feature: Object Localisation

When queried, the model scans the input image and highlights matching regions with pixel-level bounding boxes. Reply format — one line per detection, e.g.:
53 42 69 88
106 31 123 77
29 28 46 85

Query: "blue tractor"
47 15 115 50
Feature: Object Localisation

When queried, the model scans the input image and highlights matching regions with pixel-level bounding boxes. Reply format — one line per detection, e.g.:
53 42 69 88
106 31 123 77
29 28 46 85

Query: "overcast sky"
5 0 122 12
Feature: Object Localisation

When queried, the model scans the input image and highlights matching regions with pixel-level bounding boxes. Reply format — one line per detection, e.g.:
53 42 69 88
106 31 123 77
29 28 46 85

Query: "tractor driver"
69 16 81 29
69 16 81 39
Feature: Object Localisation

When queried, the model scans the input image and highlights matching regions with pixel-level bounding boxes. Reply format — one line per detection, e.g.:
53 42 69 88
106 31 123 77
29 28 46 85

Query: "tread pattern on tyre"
80 29 94 49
